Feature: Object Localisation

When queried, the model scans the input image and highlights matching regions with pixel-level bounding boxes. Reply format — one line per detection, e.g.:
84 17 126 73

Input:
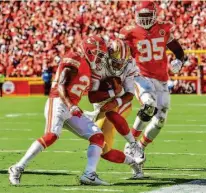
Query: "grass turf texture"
0 95 206 193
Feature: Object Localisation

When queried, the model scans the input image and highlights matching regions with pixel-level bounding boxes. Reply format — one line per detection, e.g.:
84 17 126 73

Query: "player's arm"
58 66 78 108
88 78 122 103
100 72 135 112
167 39 185 74
167 39 184 62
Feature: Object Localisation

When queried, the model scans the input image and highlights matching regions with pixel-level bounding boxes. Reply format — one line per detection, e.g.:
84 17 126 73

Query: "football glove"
170 59 183 74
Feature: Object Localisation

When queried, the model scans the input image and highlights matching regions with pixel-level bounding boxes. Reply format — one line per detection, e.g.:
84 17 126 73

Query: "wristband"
116 98 123 107
108 89 115 97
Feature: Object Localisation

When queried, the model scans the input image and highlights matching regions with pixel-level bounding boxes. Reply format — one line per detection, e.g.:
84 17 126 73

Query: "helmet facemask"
136 9 157 29
108 40 131 76
108 57 128 76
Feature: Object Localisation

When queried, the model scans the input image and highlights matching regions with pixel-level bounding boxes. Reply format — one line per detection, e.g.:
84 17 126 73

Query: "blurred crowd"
0 0 205 77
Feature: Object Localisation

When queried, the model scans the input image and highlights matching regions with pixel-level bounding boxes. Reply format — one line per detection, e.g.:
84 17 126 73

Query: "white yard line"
144 180 206 193
2 168 200 177
166 130 206 133
1 150 206 156
62 188 123 192
0 128 31 131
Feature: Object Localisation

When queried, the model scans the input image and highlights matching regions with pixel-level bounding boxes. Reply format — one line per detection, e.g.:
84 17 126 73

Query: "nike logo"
85 176 96 181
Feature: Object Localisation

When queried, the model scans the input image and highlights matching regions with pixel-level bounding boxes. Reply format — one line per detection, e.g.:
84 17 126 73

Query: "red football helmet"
135 1 157 29
81 35 108 70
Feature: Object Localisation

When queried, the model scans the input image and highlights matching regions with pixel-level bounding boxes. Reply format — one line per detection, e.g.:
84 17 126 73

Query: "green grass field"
0 95 206 193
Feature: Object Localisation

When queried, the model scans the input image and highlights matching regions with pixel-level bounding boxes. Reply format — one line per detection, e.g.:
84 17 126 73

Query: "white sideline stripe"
144 180 206 193
62 188 123 192
1 150 206 156
3 169 200 177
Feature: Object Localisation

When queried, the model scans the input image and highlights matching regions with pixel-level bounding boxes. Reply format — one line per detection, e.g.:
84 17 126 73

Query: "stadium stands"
0 1 205 78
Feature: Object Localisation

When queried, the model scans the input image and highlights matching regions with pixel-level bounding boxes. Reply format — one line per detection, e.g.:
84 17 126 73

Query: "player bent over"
8 36 110 186
84 39 143 175
120 1 185 178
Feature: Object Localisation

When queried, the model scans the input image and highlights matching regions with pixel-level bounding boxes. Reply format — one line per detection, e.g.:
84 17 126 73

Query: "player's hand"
100 99 118 112
69 105 83 118
170 59 183 74
113 79 122 95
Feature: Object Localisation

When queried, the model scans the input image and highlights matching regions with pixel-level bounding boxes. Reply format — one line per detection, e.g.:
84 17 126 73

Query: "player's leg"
140 82 170 148
125 76 157 161
100 117 135 166
64 115 109 185
105 103 136 144
9 98 65 185
132 76 157 139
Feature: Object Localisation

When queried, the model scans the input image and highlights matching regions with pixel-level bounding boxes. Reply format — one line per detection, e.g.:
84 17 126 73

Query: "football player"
84 39 143 173
119 1 185 178
8 36 112 186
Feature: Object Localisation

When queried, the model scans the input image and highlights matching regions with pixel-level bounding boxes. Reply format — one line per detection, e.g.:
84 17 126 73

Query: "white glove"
69 105 83 118
170 59 183 74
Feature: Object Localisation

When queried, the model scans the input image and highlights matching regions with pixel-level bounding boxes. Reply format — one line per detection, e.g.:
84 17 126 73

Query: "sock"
140 117 162 148
124 132 136 144
16 140 44 169
85 144 102 174
132 116 147 138
106 111 135 143
139 135 152 149
132 128 142 138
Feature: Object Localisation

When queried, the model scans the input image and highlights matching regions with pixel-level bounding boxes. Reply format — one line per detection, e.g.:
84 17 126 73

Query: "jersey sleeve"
164 22 175 44
61 52 81 70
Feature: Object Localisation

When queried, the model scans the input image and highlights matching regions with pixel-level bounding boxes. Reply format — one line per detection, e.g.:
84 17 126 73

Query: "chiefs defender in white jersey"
8 36 111 186
84 39 144 172
119 1 185 178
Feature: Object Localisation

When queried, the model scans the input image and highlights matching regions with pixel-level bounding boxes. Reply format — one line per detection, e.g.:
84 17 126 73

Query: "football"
99 76 122 91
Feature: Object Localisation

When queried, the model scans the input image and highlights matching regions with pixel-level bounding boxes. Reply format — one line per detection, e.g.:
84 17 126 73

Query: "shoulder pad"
62 52 81 69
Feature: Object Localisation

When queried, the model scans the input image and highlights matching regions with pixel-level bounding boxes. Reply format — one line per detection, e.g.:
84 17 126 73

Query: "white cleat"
124 142 146 164
80 172 110 186
8 165 24 185
130 163 144 179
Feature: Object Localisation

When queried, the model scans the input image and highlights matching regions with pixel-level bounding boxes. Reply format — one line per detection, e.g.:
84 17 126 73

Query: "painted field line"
2 169 200 177
144 179 206 193
166 131 206 133
166 124 206 127
0 137 84 141
4 113 40 118
0 128 31 131
62 188 123 192
1 150 206 156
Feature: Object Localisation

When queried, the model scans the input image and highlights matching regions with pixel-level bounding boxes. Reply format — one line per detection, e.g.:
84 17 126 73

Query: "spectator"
42 66 52 95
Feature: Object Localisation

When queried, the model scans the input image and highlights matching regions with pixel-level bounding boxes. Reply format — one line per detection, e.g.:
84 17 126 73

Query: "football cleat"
8 165 24 185
80 172 110 186
124 142 146 164
130 163 144 179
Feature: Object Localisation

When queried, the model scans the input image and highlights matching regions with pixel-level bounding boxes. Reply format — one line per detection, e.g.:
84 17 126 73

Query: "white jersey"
90 61 139 111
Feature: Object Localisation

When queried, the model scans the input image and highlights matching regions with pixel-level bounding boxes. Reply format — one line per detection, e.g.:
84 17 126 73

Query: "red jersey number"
137 37 164 62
